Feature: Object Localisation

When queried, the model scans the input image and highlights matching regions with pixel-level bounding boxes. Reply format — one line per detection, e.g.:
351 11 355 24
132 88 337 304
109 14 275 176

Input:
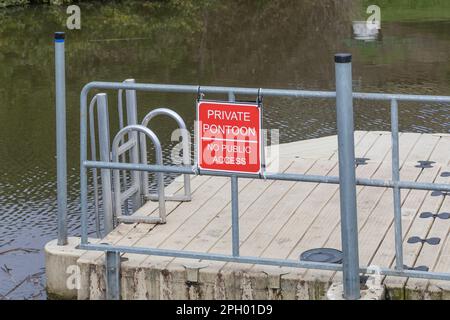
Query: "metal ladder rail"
116 87 129 215
111 125 167 224
89 79 141 236
140 108 191 202
116 79 142 213
88 94 102 238
89 93 114 234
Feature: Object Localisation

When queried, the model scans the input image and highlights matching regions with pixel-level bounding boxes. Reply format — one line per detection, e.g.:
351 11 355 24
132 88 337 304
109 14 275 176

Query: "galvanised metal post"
105 250 121 300
231 176 240 256
229 91 240 256
335 53 360 299
88 94 102 237
124 79 142 212
96 94 114 233
391 99 404 270
55 32 68 246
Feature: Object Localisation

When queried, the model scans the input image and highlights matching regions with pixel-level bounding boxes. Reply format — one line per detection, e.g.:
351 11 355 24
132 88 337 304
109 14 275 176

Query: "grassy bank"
0 0 91 8
362 0 450 22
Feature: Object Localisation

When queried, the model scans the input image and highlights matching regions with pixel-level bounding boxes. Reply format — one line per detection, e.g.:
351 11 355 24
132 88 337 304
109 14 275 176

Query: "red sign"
197 101 262 174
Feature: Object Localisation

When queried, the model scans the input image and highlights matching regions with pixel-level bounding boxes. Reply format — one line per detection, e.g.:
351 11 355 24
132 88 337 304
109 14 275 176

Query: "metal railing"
112 124 166 225
89 89 192 232
53 33 450 300
140 108 191 202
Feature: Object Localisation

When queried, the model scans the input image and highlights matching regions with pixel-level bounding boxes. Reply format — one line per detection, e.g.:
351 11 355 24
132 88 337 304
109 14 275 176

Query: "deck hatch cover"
300 248 343 264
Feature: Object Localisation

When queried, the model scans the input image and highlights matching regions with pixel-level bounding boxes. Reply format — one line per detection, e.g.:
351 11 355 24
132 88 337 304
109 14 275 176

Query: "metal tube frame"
228 91 240 257
84 161 450 193
95 94 115 234
231 175 240 257
335 54 360 299
123 79 142 213
111 125 166 224
391 99 404 270
55 32 68 246
117 84 130 215
80 242 450 282
88 94 108 237
105 250 121 300
140 108 191 202
78 80 450 298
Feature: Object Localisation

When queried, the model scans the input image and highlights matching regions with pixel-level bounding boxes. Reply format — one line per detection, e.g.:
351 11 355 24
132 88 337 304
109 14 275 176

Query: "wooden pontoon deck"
77 131 450 300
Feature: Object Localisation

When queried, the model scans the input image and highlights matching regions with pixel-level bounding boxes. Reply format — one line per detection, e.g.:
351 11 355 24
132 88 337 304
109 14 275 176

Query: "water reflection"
0 1 449 299
352 21 381 41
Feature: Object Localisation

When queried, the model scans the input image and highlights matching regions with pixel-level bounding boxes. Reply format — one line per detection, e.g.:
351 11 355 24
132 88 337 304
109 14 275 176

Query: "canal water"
0 1 449 299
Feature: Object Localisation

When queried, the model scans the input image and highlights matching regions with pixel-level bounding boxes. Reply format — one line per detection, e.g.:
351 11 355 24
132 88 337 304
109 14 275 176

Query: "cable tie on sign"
197 86 204 102
192 165 200 176
260 169 268 181
257 88 263 105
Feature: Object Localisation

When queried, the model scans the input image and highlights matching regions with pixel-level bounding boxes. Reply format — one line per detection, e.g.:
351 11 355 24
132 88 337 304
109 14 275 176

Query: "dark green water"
0 1 449 299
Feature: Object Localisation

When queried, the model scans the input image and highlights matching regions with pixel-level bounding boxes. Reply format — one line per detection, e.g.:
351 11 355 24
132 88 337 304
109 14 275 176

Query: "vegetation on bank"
1 0 75 7
362 0 450 21
0 0 448 170
1 0 124 8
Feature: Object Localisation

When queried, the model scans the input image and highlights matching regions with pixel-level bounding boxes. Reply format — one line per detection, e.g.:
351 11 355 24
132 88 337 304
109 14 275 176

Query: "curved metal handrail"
111 125 166 224
140 108 191 201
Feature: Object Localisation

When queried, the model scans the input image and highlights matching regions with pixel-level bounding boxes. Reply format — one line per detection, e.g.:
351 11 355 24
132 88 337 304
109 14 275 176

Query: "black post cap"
334 53 352 63
54 32 65 40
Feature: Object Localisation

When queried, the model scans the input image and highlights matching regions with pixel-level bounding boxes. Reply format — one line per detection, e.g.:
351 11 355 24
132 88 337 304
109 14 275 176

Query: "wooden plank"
143 159 302 299
138 176 254 269
428 136 450 166
119 160 300 299
331 134 441 285
370 165 442 298
360 134 440 264
181 159 337 299
78 132 450 300
361 133 391 162
376 137 450 297
135 174 195 216
119 163 291 300
254 132 388 273
353 132 383 159
117 176 230 268
178 160 298 254
403 139 450 298
111 175 233 299
211 159 338 285
405 175 450 299
80 136 309 297
374 164 442 266
98 176 211 263
428 177 450 298
140 132 414 296
163 159 317 273
83 175 213 268
222 159 338 273
80 130 366 266
77 174 205 265
127 154 294 272
302 132 422 286
189 160 337 280
370 135 450 266
273 131 366 163
278 132 397 289
285 137 392 274
329 131 369 161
